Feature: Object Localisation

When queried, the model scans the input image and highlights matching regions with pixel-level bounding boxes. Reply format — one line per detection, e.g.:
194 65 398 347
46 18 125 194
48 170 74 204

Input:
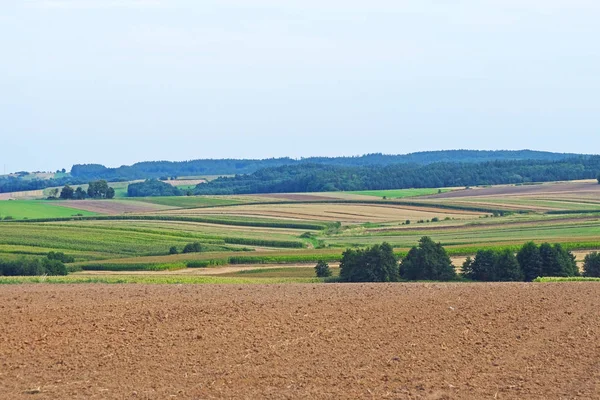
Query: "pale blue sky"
1 0 599 172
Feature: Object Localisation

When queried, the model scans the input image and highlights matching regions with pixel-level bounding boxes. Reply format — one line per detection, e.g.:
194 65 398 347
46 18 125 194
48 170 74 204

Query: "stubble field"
1 283 599 399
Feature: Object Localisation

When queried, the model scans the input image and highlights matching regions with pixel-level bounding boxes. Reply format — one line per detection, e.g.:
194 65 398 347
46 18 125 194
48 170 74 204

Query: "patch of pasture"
0 200 98 220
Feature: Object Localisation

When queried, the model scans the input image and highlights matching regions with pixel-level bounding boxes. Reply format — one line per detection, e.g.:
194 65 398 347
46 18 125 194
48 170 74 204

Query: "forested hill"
193 157 600 195
70 150 584 181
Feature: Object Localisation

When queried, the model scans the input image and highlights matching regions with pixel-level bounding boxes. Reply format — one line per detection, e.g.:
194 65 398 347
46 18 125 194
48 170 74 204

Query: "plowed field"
1 283 599 399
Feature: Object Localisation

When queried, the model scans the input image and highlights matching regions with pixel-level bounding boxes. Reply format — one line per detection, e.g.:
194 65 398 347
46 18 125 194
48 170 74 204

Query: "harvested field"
424 181 600 200
1 283 599 399
54 200 175 215
162 203 483 223
163 179 206 187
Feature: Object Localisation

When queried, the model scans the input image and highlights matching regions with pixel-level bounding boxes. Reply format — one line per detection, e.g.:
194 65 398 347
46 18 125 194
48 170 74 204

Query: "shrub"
583 252 600 277
339 242 398 282
405 220 410 225
431 217 439 222
186 261 210 268
183 242 203 253
314 260 332 278
169 246 179 255
47 251 75 263
400 236 456 281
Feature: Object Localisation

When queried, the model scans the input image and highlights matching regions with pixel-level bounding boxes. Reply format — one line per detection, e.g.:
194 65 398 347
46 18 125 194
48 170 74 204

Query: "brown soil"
423 181 600 199
1 283 599 399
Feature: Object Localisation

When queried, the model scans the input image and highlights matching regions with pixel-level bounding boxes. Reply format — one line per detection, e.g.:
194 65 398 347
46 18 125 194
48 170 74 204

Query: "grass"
219 267 340 278
348 188 449 198
534 277 600 282
0 200 98 220
0 275 323 284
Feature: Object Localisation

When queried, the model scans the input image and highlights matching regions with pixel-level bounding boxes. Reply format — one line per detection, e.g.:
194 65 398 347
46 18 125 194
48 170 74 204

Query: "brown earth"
423 181 600 199
1 283 599 399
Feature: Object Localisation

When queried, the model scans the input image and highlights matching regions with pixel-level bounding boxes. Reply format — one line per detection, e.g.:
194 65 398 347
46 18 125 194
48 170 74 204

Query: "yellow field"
157 203 484 223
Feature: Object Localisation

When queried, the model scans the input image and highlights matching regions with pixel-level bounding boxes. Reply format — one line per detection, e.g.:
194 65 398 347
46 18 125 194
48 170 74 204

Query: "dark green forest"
69 150 583 181
193 157 600 195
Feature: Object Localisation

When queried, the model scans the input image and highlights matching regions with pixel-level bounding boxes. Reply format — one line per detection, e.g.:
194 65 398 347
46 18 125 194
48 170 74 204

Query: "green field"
132 196 242 208
1 180 599 281
0 201 98 220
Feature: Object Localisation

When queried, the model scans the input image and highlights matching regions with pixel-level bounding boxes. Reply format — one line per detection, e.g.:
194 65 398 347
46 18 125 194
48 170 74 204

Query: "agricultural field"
0 179 599 278
1 283 599 399
0 200 97 220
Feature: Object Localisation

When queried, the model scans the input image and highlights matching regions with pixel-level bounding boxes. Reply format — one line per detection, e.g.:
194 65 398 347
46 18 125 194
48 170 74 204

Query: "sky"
1 0 599 172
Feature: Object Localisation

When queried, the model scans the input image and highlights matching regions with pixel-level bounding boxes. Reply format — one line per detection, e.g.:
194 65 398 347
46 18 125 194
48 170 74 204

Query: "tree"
462 250 496 281
106 187 115 199
169 246 179 255
88 180 110 199
597 173 600 184
495 249 524 281
517 242 543 281
314 260 332 278
583 252 600 277
47 188 59 199
339 242 399 282
74 187 87 200
400 236 456 281
59 185 74 200
538 243 578 277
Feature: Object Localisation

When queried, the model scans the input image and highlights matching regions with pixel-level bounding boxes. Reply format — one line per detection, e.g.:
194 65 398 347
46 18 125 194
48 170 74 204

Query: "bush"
169 246 179 255
47 251 75 263
400 236 456 281
183 242 203 253
583 252 600 277
339 242 398 282
314 260 332 278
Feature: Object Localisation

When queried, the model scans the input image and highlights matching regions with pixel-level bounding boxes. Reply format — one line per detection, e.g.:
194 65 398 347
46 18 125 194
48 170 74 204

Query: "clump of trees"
583 252 600 277
400 236 456 281
463 242 579 282
59 180 115 200
462 249 523 282
339 243 399 282
314 260 332 278
334 237 583 283
0 255 68 276
127 179 182 197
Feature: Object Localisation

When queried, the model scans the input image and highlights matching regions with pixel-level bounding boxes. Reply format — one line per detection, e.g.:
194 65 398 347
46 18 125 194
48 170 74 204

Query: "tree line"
322 237 599 282
194 157 600 195
68 150 581 181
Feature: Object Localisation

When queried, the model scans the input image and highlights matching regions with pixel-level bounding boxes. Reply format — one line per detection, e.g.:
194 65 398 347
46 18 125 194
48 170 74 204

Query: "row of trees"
58 180 115 200
332 237 593 282
127 179 182 197
0 253 68 276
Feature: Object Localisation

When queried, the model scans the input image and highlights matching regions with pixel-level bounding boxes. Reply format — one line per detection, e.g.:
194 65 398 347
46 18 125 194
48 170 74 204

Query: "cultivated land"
0 179 599 277
1 283 599 399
